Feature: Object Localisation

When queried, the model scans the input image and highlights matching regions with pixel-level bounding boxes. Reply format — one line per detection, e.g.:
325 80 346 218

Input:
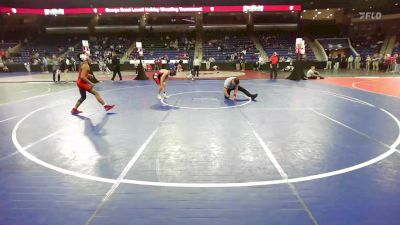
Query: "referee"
111 51 122 81
193 56 200 79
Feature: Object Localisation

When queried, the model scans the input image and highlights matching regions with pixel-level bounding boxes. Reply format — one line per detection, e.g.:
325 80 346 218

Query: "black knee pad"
79 95 86 102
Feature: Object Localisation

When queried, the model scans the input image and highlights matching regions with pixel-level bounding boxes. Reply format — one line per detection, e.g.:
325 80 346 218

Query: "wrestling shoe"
163 93 169 99
104 104 115 111
71 108 82 114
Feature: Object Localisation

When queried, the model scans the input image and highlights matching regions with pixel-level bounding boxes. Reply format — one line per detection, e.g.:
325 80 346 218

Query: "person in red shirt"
71 53 114 114
385 54 393 72
395 53 400 73
154 58 159 71
269 52 279 79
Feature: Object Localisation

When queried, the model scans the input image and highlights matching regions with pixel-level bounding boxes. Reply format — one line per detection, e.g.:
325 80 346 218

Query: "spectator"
0 58 6 72
212 65 220 72
378 54 385 71
354 54 361 70
390 54 397 73
177 63 183 72
209 57 215 68
366 55 371 71
66 57 71 71
372 54 379 71
205 58 211 70
41 54 49 73
257 55 264 70
395 54 400 74
306 66 324 79
325 54 333 70
334 55 340 70
235 57 241 71
70 57 77 72
240 56 245 71
154 57 162 71
340 55 347 69
60 56 69 82
347 55 354 70
385 54 393 73
51 55 60 83
98 57 111 76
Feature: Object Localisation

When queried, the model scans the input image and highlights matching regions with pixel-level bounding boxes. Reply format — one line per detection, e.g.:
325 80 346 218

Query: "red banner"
0 5 301 15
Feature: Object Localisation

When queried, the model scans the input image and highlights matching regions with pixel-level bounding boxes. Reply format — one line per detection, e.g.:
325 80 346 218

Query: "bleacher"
139 33 195 60
352 38 383 57
260 33 315 60
350 28 385 57
0 42 18 50
14 35 82 63
87 35 132 61
203 32 258 62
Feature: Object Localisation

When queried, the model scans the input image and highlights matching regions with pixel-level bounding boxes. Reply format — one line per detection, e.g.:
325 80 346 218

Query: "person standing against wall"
325 54 332 70
347 55 354 70
395 53 400 74
372 54 379 71
334 55 340 71
354 54 361 70
365 55 371 71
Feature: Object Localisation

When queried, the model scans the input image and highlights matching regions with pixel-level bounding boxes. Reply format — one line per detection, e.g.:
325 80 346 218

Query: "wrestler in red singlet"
77 65 93 92
71 53 115 114
153 68 175 100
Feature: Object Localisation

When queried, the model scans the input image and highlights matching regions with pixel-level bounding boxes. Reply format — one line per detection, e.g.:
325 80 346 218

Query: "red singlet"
77 64 93 91
153 70 167 85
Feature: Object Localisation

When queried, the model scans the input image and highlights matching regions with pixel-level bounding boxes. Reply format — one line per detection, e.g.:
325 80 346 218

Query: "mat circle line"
11 85 400 187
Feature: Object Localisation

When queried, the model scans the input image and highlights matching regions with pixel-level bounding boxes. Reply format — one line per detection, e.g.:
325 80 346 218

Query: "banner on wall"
0 5 301 15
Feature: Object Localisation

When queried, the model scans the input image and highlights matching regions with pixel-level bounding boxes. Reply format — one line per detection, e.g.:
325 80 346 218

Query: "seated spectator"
3 65 9 72
306 66 324 79
177 63 183 72
212 65 220 73
0 58 5 71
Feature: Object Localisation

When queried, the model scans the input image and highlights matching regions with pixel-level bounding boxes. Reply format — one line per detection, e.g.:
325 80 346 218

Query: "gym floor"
0 70 400 225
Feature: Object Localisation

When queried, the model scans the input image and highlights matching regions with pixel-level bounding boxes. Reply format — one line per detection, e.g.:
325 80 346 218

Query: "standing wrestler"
71 53 115 114
153 64 176 100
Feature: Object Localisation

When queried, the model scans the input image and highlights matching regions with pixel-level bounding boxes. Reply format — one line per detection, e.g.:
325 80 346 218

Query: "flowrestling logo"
359 12 382 20
44 8 64 15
